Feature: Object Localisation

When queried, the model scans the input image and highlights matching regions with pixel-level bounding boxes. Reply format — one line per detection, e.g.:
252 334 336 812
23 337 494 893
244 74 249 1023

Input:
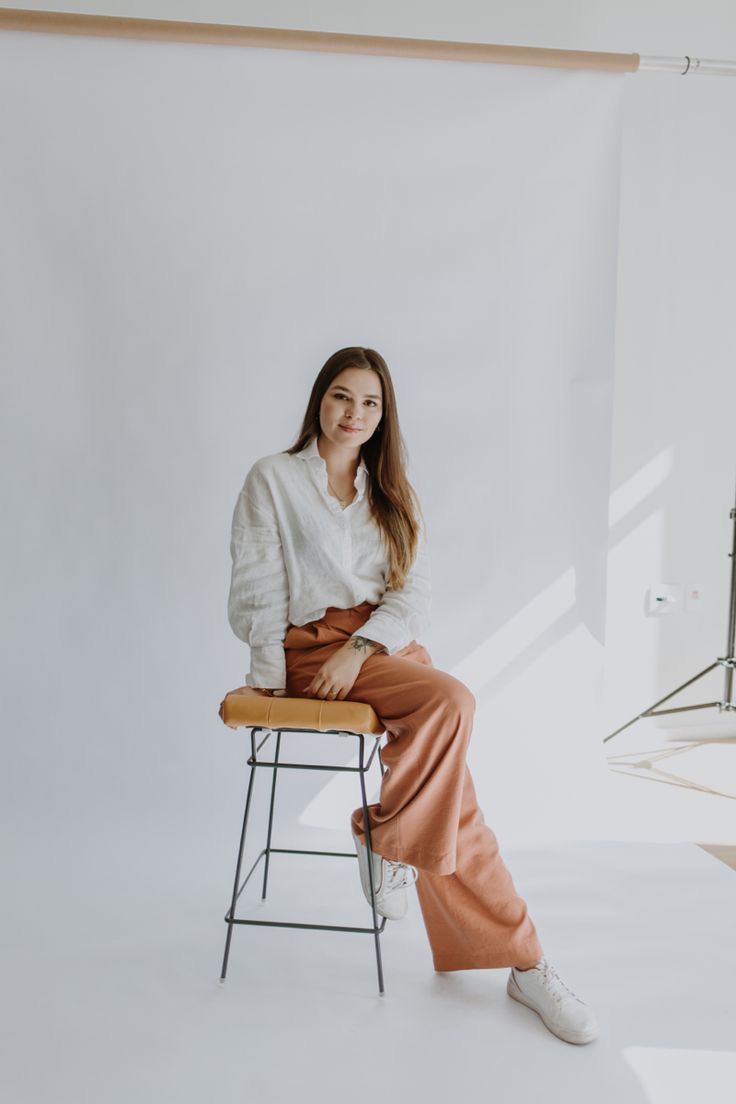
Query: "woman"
227 346 599 1045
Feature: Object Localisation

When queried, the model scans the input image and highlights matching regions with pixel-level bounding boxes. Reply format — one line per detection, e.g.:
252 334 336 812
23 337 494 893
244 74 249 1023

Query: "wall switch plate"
646 582 681 615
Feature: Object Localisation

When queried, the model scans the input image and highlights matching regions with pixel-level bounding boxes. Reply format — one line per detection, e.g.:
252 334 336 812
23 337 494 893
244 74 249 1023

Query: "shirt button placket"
344 517 352 567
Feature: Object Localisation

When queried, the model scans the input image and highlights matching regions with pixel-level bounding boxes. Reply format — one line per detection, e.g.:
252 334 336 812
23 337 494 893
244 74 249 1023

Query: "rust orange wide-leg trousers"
283 601 544 972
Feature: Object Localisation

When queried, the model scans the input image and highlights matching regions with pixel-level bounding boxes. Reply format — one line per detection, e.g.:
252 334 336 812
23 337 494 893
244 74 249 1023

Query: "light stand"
604 475 736 744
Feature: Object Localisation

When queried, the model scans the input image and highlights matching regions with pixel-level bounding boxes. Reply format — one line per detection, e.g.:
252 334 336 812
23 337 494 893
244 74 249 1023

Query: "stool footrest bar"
247 758 377 772
223 916 387 934
267 847 359 857
229 846 362 914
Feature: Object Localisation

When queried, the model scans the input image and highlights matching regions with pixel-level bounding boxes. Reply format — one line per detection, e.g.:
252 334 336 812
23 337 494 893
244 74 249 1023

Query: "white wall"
65 0 731 738
3 1 735 845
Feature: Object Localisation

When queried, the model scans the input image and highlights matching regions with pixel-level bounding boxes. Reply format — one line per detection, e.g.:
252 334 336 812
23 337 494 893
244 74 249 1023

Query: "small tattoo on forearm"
350 636 381 654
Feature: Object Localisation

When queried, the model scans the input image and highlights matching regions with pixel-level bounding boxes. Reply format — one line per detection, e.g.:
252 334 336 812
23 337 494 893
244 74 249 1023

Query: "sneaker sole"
351 828 407 920
506 971 599 1045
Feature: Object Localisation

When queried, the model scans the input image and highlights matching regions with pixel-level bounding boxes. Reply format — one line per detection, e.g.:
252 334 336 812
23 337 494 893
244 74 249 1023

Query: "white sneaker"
507 956 599 1045
351 828 419 920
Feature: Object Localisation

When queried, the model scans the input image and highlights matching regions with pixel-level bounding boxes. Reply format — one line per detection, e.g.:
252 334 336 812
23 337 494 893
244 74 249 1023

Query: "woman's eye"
334 393 377 407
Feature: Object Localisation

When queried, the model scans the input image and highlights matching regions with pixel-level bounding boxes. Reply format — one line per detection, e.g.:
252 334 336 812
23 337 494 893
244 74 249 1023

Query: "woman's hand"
306 637 383 700
222 686 287 728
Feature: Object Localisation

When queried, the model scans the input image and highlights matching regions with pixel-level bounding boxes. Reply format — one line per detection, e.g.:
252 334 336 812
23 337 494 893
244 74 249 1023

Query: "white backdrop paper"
0 30 623 844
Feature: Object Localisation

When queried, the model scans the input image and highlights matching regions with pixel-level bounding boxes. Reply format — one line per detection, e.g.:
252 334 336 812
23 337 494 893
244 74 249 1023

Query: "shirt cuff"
246 644 287 691
349 619 408 656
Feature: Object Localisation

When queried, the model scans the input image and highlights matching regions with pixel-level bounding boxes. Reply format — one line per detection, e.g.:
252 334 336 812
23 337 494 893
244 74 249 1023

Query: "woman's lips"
340 425 361 433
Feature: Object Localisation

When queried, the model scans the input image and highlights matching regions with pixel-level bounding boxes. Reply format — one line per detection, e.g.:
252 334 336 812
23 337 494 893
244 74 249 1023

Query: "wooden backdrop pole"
0 8 640 72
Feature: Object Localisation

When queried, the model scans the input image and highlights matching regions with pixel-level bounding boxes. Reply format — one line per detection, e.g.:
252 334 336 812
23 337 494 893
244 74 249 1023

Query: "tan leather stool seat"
218 686 384 736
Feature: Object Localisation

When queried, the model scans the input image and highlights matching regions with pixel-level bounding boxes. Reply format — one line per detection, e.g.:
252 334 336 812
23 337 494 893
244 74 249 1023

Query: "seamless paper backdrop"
0 30 623 842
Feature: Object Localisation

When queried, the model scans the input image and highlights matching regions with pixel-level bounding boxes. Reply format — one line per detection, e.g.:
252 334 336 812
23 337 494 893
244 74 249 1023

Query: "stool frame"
220 723 390 994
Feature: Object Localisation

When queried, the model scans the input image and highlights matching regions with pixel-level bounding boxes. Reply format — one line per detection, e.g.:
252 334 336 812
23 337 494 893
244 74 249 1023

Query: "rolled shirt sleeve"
349 519 431 655
227 464 290 690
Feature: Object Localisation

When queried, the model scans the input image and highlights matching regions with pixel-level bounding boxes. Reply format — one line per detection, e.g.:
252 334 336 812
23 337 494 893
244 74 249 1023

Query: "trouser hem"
432 947 543 972
353 836 457 875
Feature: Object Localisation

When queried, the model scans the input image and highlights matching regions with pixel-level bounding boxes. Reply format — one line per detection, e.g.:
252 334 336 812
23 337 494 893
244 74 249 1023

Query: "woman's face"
319 367 383 449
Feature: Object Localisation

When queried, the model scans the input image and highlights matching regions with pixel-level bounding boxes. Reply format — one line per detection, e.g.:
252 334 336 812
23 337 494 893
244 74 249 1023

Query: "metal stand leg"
605 481 736 744
604 661 723 743
358 733 385 996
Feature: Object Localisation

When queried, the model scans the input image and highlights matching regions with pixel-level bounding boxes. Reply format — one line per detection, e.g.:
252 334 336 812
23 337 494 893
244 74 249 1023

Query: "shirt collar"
295 434 368 473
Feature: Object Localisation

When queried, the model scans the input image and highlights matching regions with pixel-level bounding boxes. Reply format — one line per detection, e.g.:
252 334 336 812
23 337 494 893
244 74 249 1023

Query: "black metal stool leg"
220 729 259 982
219 721 389 993
261 730 282 899
358 733 385 996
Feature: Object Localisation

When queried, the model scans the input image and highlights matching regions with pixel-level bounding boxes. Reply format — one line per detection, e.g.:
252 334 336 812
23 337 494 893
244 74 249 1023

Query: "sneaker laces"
384 859 419 892
528 957 581 1006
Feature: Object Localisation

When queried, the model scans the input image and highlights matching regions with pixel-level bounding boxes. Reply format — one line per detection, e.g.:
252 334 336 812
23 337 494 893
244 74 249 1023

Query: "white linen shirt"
227 434 431 689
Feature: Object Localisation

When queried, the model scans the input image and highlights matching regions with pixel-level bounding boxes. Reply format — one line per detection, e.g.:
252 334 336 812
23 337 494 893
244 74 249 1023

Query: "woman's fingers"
305 676 346 699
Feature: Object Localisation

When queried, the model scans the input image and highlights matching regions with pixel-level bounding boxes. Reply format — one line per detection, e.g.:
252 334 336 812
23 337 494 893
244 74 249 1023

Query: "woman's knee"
454 679 477 717
432 671 476 717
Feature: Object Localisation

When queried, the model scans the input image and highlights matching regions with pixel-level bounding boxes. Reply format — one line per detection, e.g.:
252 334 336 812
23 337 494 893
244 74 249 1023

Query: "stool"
217 686 390 995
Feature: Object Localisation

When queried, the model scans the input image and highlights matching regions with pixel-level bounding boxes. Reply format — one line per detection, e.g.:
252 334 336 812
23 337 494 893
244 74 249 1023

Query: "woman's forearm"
254 637 385 696
348 635 387 657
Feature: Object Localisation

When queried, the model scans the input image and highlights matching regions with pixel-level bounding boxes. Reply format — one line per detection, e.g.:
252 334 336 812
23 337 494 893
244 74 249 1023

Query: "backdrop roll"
0 29 623 846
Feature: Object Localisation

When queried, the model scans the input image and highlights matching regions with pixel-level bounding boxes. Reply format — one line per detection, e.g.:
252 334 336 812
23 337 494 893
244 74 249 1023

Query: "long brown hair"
283 347 425 590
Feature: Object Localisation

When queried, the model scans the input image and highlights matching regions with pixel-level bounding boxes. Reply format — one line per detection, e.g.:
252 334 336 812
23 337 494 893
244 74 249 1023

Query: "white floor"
3 832 735 1104
4 622 735 1103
